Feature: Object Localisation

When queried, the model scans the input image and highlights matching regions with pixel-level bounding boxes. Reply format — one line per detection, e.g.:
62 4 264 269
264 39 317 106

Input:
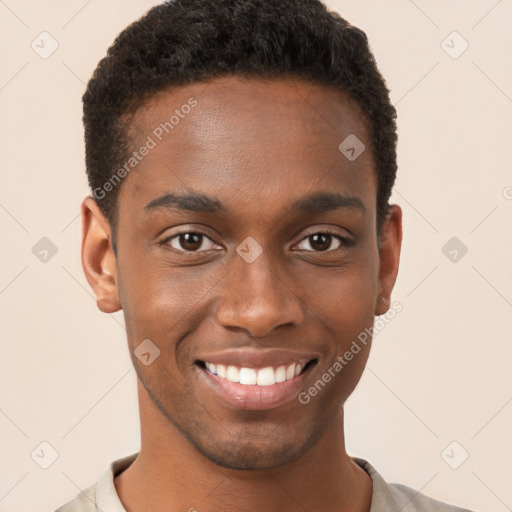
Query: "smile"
194 350 319 410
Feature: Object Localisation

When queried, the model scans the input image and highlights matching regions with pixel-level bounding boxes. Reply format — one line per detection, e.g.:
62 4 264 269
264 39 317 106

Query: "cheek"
116 249 223 347
298 253 379 330
300 264 377 408
292 249 379 390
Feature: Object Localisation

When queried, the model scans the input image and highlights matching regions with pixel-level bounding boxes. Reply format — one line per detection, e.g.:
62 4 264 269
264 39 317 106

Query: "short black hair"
83 0 397 243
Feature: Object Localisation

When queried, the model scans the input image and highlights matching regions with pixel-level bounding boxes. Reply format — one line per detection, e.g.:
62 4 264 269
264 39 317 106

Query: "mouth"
194 351 319 410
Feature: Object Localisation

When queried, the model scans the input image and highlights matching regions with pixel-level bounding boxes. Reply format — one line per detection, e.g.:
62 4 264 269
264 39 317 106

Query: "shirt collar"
95 452 398 511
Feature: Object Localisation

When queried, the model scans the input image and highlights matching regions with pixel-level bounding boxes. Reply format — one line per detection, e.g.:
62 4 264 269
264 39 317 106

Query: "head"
81 0 402 470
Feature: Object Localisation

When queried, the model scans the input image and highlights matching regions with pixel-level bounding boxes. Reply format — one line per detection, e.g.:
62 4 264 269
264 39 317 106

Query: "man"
56 0 473 510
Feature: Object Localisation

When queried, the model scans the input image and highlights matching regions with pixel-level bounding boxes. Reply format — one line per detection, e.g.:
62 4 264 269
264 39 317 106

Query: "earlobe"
81 197 121 313
374 204 402 316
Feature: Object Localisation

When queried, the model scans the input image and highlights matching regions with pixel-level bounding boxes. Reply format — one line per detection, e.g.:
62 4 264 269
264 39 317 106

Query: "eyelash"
161 228 352 254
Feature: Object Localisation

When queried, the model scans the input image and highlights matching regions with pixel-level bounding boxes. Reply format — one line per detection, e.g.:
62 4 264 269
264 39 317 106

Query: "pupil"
311 234 330 251
180 233 202 250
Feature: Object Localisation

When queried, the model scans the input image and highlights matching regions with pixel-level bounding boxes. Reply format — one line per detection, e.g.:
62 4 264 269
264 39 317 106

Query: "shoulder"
53 452 138 512
352 457 475 512
387 482 474 512
53 483 97 512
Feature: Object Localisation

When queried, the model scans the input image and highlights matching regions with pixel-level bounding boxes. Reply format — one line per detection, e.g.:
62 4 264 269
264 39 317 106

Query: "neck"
114 381 372 512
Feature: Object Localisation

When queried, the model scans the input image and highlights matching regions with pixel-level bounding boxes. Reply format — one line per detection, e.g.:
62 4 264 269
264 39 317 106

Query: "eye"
295 231 348 252
163 231 219 252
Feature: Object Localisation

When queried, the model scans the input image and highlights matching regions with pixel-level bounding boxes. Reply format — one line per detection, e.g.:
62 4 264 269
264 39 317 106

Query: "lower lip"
197 364 315 411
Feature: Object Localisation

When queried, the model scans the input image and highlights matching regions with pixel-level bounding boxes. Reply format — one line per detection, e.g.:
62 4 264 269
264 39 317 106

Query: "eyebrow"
292 191 366 214
144 190 366 215
145 191 225 212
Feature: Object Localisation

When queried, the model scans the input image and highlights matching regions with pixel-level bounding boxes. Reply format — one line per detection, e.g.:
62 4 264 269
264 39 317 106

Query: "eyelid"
159 224 218 241
295 225 353 242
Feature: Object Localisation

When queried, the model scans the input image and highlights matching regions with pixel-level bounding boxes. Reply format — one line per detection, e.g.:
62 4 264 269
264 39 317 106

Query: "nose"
215 248 304 338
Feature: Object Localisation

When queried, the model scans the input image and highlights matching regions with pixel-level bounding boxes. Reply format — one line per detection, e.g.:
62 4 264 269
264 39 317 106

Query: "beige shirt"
54 452 473 511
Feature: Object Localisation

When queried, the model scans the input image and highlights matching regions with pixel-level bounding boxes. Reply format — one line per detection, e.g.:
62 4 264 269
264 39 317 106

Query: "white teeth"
204 361 306 386
226 365 240 383
239 367 257 385
256 367 275 386
275 365 287 383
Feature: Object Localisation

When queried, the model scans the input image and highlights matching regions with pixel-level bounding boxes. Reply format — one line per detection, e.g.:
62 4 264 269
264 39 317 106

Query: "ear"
81 197 121 313
374 204 402 316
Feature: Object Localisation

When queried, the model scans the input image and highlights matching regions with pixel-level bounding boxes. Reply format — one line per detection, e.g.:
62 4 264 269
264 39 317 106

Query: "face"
82 76 402 470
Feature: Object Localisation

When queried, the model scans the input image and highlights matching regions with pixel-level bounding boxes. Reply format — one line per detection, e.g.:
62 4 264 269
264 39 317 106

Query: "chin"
196 439 305 470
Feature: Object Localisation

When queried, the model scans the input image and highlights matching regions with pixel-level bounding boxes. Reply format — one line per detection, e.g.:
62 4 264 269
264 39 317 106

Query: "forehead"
119 75 376 222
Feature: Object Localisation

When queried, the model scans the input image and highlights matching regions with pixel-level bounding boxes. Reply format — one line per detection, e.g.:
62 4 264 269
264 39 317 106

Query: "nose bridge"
216 241 304 337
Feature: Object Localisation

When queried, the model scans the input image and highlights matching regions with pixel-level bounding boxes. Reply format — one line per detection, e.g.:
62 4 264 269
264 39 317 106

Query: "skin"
81 76 402 512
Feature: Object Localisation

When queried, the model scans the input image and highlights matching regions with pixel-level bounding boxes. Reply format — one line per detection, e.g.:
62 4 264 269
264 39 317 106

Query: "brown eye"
309 234 332 251
296 232 344 252
165 232 218 252
178 233 202 251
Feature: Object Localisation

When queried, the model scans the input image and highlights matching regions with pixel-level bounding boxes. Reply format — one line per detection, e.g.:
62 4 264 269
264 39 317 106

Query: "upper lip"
195 348 320 369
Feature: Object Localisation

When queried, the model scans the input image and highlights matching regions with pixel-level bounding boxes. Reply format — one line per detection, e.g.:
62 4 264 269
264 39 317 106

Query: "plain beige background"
1 1 511 511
